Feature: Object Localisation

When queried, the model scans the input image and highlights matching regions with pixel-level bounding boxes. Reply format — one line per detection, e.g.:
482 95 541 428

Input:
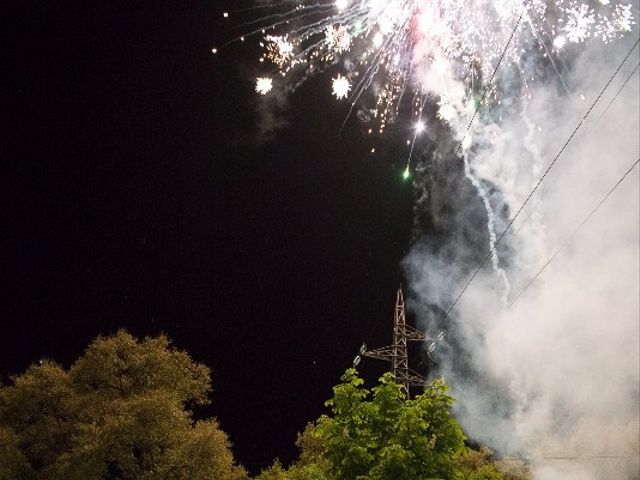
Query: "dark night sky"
3 0 417 473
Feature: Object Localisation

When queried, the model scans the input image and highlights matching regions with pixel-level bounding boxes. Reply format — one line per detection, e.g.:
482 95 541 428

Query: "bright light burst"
255 77 273 95
326 25 352 54
332 74 351 100
563 4 596 43
237 0 634 132
335 0 349 12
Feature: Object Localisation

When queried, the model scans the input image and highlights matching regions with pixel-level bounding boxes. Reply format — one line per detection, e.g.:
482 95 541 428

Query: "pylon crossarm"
408 378 428 387
363 346 395 363
395 367 427 383
403 324 431 342
358 287 430 399
394 376 426 388
406 368 428 387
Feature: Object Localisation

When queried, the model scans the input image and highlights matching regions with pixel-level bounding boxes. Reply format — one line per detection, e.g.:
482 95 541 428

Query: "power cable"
594 60 640 127
508 157 640 309
434 37 640 335
449 13 524 172
515 58 639 236
355 11 525 356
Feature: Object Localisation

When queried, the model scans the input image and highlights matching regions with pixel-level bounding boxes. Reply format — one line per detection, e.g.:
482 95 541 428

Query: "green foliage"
259 369 531 480
303 369 466 480
158 419 247 480
454 447 532 480
494 459 531 480
295 424 331 472
70 331 211 405
254 460 288 480
255 459 330 480
0 330 245 480
1 332 531 480
0 426 33 480
455 447 504 480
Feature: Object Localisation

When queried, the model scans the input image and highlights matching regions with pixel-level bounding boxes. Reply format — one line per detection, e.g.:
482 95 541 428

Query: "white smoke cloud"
407 32 639 480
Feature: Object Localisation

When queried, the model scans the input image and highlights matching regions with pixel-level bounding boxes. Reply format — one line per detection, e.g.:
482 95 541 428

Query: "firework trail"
221 0 634 136
221 4 639 476
219 1 634 309
462 153 511 306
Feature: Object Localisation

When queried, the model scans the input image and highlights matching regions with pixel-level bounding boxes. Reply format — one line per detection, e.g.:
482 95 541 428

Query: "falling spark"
332 74 351 100
437 101 457 123
224 1 636 355
227 0 633 135
326 25 351 54
553 35 568 49
564 4 596 43
255 77 273 95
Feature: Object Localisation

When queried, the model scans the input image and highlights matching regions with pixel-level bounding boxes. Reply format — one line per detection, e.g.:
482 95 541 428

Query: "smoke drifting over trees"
405 32 639 480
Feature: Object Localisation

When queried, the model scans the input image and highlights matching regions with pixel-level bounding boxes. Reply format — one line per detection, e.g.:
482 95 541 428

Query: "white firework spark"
335 0 349 12
437 100 458 123
255 77 273 95
553 34 568 49
598 3 636 42
261 35 299 72
233 0 634 133
332 74 351 100
563 3 596 43
326 25 352 54
228 0 635 331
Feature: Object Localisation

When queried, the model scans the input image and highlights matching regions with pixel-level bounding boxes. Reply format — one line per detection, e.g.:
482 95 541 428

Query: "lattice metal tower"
355 287 430 399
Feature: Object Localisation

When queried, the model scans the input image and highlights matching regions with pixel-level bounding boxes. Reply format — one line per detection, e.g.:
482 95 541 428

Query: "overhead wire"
357 10 524 347
449 13 525 175
514 58 639 237
508 157 640 309
525 9 571 95
500 455 633 462
593 60 640 127
433 37 640 335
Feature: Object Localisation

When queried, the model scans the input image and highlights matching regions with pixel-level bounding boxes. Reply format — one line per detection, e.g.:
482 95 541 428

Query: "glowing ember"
332 74 351 100
230 0 634 134
255 77 273 95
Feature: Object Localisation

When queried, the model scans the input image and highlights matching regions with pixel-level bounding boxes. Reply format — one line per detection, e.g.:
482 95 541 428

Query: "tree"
0 426 33 480
255 459 330 480
256 369 466 480
454 446 531 480
255 425 333 480
0 330 246 480
252 369 531 480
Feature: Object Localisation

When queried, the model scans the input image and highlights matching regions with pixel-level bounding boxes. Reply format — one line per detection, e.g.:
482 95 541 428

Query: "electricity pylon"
353 287 430 399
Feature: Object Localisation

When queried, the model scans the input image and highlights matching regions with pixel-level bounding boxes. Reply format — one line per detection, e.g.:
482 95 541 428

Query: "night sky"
3 1 419 473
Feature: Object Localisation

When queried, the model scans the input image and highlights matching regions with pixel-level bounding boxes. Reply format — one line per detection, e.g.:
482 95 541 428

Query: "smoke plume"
406 30 640 480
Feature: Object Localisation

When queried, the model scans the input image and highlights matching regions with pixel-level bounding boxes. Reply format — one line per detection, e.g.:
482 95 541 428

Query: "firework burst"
332 74 352 99
255 77 273 95
232 0 634 137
